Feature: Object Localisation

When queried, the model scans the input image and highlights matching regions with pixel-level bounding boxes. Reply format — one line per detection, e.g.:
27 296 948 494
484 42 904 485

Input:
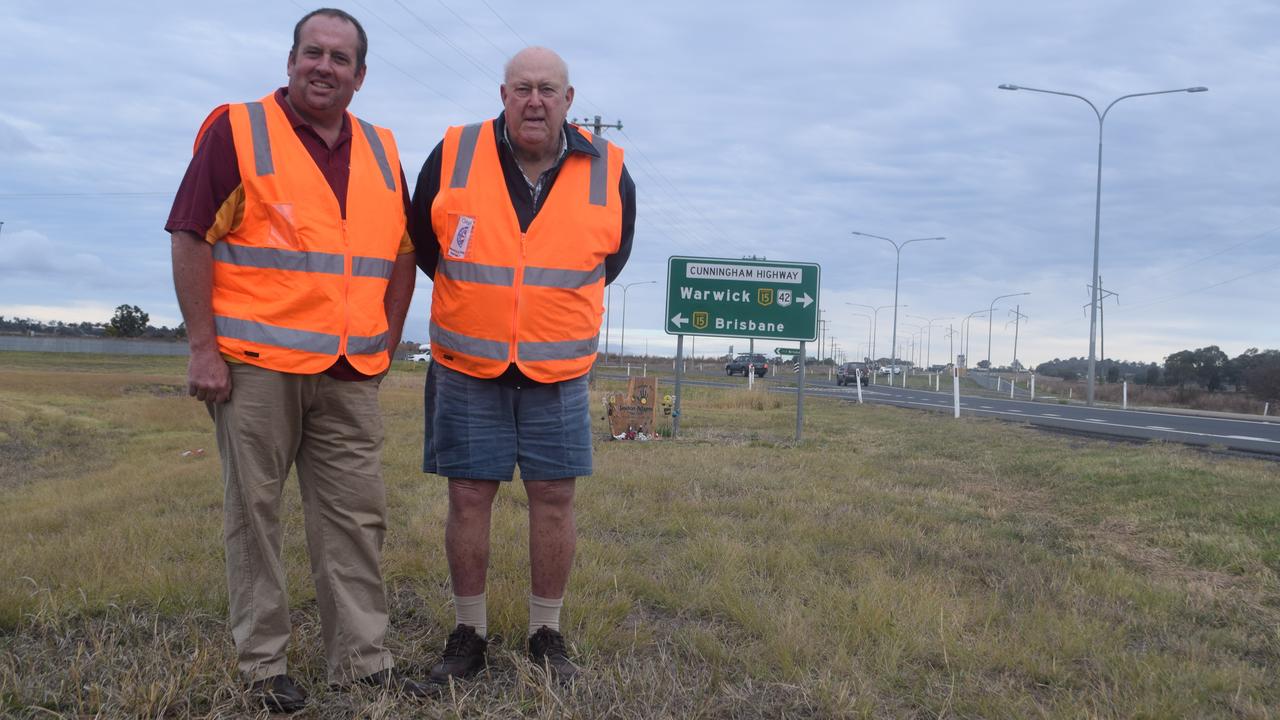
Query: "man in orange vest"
167 9 431 712
410 46 634 685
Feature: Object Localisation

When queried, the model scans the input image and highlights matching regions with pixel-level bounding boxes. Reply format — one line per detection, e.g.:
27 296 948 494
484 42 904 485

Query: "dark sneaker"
248 674 307 714
429 624 488 683
352 668 439 699
528 626 579 683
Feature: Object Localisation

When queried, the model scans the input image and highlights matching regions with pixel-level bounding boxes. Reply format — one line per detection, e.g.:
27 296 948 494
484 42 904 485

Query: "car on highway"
408 352 431 362
835 362 866 386
725 353 769 377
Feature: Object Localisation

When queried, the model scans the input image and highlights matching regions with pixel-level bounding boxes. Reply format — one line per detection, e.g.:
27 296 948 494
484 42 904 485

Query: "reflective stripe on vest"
524 263 604 289
449 122 484 189
351 256 394 279
430 320 508 361
519 335 599 361
245 102 274 177
214 242 345 274
358 118 396 191
215 315 339 355
439 257 515 286
347 332 388 356
215 242 393 279
588 134 608 207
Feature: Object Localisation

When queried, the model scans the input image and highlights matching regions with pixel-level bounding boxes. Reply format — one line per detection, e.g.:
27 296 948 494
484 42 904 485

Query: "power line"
0 192 170 198
479 0 531 47
436 0 514 59
1147 223 1280 280
391 0 500 83
349 0 491 103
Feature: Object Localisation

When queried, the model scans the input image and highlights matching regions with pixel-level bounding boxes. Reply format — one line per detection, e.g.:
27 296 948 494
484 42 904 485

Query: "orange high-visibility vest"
429 120 624 382
196 94 406 375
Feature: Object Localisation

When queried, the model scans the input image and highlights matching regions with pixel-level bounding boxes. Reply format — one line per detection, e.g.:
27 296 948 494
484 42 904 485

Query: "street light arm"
1001 84 1101 120
1102 87 1209 121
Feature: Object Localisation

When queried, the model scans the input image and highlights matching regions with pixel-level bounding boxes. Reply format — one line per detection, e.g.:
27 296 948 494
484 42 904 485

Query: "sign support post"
673 335 684 437
797 342 806 443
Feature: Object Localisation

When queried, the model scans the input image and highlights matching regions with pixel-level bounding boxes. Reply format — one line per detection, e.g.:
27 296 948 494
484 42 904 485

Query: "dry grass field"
1 352 1278 718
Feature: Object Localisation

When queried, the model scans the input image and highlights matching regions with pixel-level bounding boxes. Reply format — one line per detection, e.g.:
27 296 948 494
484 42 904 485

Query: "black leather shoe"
429 624 488 683
248 674 307 714
528 626 579 683
354 668 439 698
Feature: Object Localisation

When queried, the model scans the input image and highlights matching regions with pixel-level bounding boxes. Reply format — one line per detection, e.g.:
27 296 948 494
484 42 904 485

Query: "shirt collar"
274 87 352 144
496 112 600 159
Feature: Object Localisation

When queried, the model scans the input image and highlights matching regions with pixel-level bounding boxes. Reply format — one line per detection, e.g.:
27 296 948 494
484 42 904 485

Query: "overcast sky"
2 0 1277 367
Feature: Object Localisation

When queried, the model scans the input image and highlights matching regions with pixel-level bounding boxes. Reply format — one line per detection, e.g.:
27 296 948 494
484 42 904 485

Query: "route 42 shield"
777 289 793 307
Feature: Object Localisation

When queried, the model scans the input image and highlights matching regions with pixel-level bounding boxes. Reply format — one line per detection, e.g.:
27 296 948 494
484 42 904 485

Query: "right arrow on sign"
671 313 689 328
798 293 814 308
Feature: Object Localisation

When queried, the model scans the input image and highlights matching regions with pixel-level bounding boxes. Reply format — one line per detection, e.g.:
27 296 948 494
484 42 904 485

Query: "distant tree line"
1036 346 1280 402
0 305 186 341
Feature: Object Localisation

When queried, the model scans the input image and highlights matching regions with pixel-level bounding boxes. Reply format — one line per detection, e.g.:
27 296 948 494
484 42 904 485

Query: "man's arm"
604 164 636 285
410 141 445 280
383 251 417 363
171 230 231 403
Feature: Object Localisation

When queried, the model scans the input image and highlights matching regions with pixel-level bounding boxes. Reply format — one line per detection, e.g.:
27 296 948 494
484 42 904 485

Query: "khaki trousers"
213 363 392 684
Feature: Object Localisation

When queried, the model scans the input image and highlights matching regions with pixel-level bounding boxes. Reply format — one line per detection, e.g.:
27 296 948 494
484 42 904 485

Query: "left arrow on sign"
671 313 689 328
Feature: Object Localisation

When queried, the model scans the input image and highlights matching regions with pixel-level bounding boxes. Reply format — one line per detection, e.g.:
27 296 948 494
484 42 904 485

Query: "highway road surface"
819 381 1280 456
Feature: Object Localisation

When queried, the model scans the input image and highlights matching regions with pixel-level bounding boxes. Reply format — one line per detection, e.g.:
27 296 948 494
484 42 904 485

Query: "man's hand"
188 349 232 403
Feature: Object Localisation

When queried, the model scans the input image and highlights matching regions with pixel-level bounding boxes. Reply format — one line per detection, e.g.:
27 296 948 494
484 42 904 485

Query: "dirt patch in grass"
122 383 187 397
0 412 119 489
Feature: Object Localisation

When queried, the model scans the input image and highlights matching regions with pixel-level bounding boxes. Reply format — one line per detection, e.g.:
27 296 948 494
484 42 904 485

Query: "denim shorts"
422 362 593 481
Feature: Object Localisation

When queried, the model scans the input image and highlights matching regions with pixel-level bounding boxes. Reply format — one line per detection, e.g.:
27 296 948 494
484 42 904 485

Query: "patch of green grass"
1 353 1278 717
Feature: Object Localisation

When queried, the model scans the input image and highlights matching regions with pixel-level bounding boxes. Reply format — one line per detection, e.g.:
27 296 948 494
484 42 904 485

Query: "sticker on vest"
448 215 476 259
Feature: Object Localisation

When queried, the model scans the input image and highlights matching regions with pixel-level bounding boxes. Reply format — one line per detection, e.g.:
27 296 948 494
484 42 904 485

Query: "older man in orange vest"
167 8 431 712
410 46 635 685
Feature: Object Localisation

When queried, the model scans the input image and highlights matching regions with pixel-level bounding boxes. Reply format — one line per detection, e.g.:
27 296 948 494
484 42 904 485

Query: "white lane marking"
1007 409 1023 413
1146 426 1175 431
1043 413 1061 417
979 406 993 410
1086 418 1106 423
872 398 1280 446
1225 435 1273 442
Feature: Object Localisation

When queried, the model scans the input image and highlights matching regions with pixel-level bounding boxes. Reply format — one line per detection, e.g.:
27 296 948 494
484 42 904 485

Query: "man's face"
500 53 574 157
286 15 365 124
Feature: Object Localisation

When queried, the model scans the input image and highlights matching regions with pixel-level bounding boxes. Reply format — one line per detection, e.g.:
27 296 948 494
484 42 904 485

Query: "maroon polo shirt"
167 88 411 380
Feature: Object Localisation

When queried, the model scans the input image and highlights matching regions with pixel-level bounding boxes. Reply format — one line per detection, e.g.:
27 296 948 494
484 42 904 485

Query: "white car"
408 352 431 362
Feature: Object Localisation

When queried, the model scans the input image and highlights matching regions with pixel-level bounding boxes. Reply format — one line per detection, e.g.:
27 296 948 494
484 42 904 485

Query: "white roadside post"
1264 402 1269 416
1031 374 1036 400
1010 377 1016 399
748 364 754 390
856 370 864 404
952 368 961 418
1123 380 1128 409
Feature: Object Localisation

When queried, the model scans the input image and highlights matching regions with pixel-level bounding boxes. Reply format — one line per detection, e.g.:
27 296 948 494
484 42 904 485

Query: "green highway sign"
664 256 820 341
775 347 800 356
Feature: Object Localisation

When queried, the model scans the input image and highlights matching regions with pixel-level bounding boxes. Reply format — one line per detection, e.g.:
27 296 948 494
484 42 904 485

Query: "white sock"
528 593 563 636
454 592 487 638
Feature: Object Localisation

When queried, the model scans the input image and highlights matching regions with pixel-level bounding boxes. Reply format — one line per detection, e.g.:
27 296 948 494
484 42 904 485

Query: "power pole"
1008 305 1028 371
572 115 622 135
1083 277 1118 377
945 324 957 366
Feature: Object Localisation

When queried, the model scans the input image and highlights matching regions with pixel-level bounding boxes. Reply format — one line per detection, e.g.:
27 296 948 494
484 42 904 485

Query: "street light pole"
852 231 944 375
846 302 903 364
999 83 1207 405
961 309 989 367
987 292 1030 370
847 311 873 362
618 280 656 362
906 314 952 370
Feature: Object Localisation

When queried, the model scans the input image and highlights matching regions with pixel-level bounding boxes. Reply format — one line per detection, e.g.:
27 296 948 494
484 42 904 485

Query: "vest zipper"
512 231 526 363
342 218 351 357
